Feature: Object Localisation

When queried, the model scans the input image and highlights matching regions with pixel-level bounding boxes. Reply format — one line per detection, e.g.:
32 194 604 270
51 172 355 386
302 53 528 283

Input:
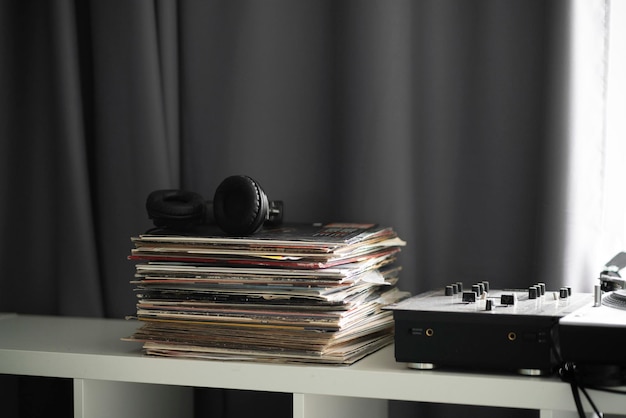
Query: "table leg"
293 393 388 418
73 379 193 418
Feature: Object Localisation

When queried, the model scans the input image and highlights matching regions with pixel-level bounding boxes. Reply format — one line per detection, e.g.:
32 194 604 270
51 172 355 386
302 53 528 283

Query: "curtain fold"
409 0 554 293
0 0 104 316
1 1 623 417
83 0 181 316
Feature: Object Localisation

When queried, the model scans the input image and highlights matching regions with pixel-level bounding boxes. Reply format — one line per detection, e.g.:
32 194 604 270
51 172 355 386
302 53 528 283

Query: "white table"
0 314 623 418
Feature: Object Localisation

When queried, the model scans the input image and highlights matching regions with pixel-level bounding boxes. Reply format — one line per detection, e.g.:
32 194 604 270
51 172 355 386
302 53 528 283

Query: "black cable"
560 362 603 418
579 386 602 418
561 363 588 418
568 380 587 418
559 361 626 418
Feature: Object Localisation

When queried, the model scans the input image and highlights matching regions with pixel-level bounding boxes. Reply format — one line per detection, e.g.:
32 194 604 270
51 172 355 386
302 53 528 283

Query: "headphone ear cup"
146 189 207 228
213 175 269 235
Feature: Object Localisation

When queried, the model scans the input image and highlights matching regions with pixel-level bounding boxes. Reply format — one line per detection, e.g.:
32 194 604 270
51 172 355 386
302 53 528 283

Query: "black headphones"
146 175 284 236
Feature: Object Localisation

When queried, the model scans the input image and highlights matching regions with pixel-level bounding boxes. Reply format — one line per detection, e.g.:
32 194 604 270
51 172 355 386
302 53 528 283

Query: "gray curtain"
1 1 618 417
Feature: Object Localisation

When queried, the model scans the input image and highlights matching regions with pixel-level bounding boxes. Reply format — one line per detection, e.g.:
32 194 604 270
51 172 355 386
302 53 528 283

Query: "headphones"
146 175 284 235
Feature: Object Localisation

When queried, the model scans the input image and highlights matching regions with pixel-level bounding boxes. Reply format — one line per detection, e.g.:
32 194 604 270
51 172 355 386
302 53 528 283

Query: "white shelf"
0 314 623 418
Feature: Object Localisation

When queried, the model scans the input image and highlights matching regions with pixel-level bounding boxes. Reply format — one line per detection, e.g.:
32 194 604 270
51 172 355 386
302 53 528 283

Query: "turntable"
559 287 626 386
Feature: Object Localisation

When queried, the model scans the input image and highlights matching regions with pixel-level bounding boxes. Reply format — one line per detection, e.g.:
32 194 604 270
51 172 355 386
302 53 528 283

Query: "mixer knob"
537 282 546 296
472 284 482 296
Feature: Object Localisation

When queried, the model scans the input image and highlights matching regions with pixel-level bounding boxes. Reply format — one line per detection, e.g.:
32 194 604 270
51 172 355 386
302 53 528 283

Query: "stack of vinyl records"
124 222 408 365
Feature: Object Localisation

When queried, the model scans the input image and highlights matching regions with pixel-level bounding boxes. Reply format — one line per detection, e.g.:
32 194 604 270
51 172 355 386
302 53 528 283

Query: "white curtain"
555 0 626 290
